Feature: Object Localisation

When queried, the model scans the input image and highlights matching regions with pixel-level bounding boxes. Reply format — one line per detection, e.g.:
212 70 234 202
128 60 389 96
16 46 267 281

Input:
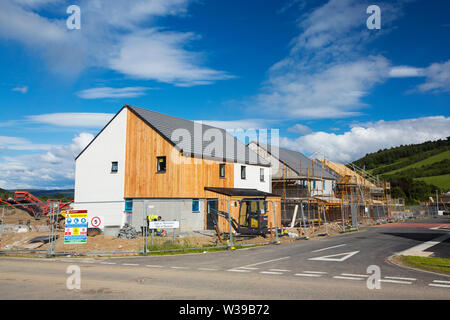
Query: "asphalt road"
0 217 449 300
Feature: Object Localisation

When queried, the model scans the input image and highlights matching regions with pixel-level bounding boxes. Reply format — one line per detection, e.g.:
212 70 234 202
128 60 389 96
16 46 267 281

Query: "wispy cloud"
287 124 311 134
0 135 54 151
0 0 232 85
77 87 155 99
12 86 28 93
27 113 114 127
417 60 450 93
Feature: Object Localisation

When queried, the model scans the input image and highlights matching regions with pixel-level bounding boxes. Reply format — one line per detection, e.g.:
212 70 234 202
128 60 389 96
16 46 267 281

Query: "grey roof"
126 106 270 166
205 187 279 197
250 142 338 179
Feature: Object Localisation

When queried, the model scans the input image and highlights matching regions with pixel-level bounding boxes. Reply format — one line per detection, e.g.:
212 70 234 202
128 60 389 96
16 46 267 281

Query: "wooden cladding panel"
124 111 234 198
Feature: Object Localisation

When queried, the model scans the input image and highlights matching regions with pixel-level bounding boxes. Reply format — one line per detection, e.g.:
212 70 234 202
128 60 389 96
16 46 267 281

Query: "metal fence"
0 198 442 257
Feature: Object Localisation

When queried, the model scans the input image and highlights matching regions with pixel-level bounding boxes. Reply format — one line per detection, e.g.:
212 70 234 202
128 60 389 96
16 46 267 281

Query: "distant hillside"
351 137 450 203
0 189 74 201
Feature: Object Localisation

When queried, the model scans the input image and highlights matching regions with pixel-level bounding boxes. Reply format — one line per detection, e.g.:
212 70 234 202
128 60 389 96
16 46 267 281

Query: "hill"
351 137 450 204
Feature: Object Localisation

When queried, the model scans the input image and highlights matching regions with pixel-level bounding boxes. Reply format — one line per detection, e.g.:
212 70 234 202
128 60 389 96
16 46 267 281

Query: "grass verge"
394 255 450 275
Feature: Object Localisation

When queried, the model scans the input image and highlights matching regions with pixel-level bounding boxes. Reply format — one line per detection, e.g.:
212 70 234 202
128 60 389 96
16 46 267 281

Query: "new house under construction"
248 142 399 229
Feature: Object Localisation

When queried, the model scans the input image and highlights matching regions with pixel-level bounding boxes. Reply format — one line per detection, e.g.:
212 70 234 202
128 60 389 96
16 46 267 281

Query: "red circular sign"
90 217 102 228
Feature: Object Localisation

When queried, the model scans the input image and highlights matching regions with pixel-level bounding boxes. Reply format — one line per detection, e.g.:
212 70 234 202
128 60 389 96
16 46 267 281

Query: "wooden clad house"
74 105 281 234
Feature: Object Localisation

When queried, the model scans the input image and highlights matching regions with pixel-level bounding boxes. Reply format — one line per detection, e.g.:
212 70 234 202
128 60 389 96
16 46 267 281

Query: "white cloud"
0 132 93 189
77 87 154 99
0 135 53 151
197 119 275 130
389 66 424 78
287 124 311 134
281 116 450 163
0 0 231 85
417 60 450 93
109 29 232 86
27 113 114 127
12 86 28 93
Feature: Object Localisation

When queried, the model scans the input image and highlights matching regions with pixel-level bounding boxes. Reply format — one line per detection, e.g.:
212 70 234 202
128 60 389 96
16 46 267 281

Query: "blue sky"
0 0 449 189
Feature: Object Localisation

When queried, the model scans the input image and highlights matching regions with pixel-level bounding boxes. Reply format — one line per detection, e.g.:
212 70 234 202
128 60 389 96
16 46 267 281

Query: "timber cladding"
124 110 234 198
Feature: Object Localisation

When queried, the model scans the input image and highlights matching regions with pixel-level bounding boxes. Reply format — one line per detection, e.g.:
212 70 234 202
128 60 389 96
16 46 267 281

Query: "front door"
206 199 218 230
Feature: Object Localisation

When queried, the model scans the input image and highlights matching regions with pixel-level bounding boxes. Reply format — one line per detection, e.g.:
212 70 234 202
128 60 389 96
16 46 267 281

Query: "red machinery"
0 191 73 219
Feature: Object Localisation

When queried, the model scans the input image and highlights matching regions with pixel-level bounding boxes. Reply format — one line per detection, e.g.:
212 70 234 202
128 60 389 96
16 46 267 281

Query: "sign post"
64 210 88 244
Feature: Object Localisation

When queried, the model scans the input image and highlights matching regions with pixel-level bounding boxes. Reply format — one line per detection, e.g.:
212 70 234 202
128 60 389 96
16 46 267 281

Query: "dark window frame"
124 199 133 212
111 161 118 173
260 168 265 182
241 166 246 180
219 163 226 179
157 156 167 173
192 199 200 213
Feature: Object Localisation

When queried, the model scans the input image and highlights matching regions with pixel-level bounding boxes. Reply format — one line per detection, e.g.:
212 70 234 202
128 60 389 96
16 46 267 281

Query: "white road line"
238 256 290 269
100 262 116 265
122 263 139 266
333 276 363 281
260 271 283 275
197 268 218 271
269 269 290 272
170 266 187 269
312 244 347 253
429 283 450 288
309 251 360 262
433 280 450 284
228 269 250 273
241 267 259 270
380 279 412 284
303 271 328 274
146 265 163 268
341 273 369 278
384 276 416 281
294 273 322 277
398 233 450 257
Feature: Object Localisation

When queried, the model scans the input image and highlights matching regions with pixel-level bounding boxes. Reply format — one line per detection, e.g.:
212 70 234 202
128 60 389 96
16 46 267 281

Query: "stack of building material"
117 224 139 239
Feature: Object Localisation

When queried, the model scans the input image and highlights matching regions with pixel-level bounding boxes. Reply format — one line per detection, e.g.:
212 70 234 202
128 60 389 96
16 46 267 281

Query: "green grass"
397 255 450 275
383 150 450 175
415 173 450 191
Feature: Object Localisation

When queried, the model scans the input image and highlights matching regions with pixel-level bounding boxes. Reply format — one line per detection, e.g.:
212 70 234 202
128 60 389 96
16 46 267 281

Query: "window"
323 181 326 190
111 161 118 173
125 199 133 212
192 199 200 213
260 168 265 182
241 166 246 180
219 164 226 178
157 156 166 173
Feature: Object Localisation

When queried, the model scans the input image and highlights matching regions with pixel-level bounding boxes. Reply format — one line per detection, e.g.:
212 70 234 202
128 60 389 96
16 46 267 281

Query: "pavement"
0 217 449 300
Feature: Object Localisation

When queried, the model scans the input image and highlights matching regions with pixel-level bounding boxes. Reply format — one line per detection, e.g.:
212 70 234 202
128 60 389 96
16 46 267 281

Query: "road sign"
64 210 88 244
149 221 180 229
88 216 104 229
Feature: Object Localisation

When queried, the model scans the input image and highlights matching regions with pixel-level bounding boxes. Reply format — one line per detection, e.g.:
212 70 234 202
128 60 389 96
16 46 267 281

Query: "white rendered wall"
233 163 271 193
74 108 128 227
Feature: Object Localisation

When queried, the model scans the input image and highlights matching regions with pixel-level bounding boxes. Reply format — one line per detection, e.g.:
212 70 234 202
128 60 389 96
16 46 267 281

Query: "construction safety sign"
64 210 88 244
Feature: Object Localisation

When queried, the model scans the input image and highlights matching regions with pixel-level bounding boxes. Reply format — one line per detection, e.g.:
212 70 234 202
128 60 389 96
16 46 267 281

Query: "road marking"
303 271 328 274
384 276 416 281
309 251 360 262
269 269 290 272
260 271 283 275
312 244 347 253
197 268 218 271
380 279 412 284
228 269 250 273
100 262 116 265
333 276 363 281
295 273 322 277
122 263 139 266
170 266 187 269
429 283 450 288
341 273 368 278
398 233 450 257
241 267 259 270
146 265 163 268
432 280 450 284
238 256 290 269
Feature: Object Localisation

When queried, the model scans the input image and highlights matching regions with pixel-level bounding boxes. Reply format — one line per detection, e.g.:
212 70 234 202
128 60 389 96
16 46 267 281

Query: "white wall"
233 163 271 193
74 108 128 227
